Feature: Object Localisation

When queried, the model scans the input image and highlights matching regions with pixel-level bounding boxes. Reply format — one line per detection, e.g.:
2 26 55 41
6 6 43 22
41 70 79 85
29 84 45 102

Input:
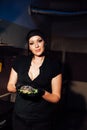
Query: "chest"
17 57 54 89
28 65 40 81
18 64 52 88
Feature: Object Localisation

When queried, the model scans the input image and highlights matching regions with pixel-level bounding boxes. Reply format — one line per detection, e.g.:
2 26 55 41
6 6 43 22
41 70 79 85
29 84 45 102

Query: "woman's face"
28 35 45 56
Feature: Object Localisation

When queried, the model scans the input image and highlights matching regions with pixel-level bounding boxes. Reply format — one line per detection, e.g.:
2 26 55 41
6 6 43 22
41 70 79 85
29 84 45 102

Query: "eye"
38 39 43 42
29 42 34 45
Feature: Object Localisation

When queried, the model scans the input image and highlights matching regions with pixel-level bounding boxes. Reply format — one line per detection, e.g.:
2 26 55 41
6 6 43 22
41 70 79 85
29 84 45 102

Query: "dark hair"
26 29 47 56
26 29 47 43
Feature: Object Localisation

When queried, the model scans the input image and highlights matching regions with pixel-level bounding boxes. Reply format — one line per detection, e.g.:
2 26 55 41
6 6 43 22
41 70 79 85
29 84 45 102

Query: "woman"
7 29 62 130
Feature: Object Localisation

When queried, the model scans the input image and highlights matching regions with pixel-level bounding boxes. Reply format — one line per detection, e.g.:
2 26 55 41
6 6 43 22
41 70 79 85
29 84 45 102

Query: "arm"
42 74 62 103
7 68 18 93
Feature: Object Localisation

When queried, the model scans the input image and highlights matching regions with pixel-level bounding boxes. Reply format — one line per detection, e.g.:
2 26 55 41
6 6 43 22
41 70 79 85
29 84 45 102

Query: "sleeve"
12 55 26 73
51 59 62 78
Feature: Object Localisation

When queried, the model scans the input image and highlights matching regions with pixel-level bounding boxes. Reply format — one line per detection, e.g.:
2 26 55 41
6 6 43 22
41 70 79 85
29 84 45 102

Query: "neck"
31 56 45 66
34 55 44 61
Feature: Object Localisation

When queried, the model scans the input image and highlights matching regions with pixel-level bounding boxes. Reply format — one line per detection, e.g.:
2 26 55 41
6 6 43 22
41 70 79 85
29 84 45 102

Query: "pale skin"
7 35 62 103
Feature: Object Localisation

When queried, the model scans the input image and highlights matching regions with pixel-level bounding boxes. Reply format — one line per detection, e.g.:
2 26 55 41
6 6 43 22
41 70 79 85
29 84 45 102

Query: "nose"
35 42 39 48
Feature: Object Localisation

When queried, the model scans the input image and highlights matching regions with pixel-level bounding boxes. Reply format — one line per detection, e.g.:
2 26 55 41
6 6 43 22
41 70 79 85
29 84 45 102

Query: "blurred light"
0 62 2 72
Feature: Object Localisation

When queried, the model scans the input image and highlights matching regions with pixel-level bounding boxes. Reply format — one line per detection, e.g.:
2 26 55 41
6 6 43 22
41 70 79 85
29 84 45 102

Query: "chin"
36 54 43 57
35 51 45 56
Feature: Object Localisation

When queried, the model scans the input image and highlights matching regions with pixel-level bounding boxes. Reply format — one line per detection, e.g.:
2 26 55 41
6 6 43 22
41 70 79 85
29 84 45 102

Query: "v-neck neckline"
27 56 46 82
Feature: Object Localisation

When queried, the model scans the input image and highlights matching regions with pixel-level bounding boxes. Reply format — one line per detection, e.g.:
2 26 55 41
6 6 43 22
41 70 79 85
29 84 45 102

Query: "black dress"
12 54 62 130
